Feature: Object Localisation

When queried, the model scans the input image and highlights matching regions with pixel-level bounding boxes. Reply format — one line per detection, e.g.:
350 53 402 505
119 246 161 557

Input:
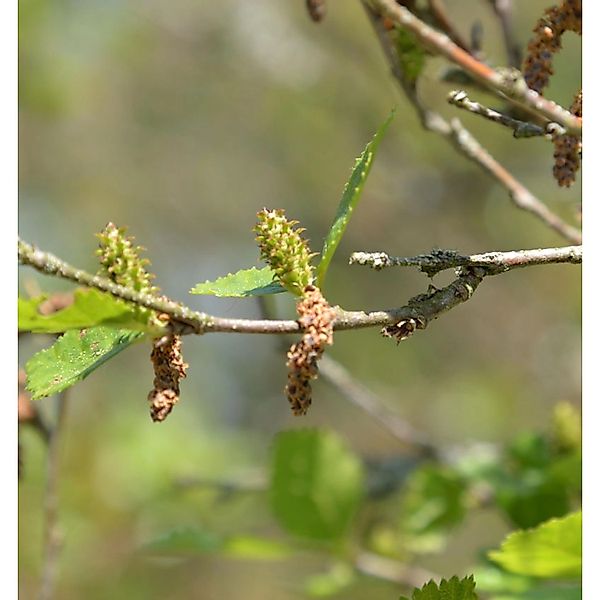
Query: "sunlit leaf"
25 327 144 400
190 267 285 297
270 429 364 541
488 512 581 579
315 112 394 287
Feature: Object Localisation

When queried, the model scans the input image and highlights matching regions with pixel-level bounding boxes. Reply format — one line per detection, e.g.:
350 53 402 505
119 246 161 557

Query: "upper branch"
368 0 582 136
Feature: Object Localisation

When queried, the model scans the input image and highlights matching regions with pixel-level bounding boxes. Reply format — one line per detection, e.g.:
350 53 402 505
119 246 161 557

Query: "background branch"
368 0 582 135
38 390 69 600
361 3 581 245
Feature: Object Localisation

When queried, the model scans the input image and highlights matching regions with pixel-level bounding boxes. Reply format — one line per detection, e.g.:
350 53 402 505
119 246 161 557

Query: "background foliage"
19 1 581 598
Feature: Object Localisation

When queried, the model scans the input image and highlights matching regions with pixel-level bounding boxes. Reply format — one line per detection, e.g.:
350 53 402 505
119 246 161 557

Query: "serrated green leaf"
315 112 394 287
25 326 144 399
399 575 478 600
269 429 364 541
190 267 285 297
488 512 581 579
143 529 293 560
18 288 160 333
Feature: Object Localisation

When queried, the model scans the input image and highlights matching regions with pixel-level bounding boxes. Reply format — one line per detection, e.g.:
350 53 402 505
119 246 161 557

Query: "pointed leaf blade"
316 112 394 287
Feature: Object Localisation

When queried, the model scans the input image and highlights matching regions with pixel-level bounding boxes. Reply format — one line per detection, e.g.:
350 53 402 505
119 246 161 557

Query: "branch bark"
349 245 582 275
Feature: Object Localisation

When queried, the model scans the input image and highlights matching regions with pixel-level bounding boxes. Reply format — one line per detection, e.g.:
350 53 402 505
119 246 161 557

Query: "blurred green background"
19 1 581 598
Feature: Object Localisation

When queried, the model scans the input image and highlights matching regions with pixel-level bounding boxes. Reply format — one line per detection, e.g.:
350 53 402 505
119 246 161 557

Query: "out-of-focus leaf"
269 429 364 541
304 562 355 597
143 529 293 561
18 288 160 333
144 528 223 555
552 402 581 452
315 112 394 287
483 586 582 600
400 465 467 535
488 511 581 579
190 267 284 297
221 536 293 560
399 575 478 600
495 476 570 530
472 565 533 595
25 327 144 399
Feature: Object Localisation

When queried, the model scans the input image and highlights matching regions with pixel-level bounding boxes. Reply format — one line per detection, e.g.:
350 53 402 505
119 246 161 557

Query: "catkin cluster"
522 0 581 94
286 285 335 416
148 335 188 422
254 209 316 296
552 89 582 187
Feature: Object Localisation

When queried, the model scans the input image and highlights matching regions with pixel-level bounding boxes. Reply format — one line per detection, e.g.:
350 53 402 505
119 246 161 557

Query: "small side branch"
446 121 582 245
38 391 69 600
349 245 582 275
318 355 440 458
448 90 560 139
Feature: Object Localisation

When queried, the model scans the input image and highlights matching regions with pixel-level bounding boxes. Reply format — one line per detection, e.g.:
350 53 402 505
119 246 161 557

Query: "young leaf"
18 288 160 334
399 575 478 600
315 111 394 287
25 326 144 400
269 429 364 541
190 267 284 297
488 511 581 579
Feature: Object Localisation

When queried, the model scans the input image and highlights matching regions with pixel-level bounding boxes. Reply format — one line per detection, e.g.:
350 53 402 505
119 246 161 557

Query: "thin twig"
360 3 581 245
447 90 560 138
427 0 472 54
488 0 522 68
368 0 582 136
354 552 439 588
446 120 582 244
349 245 582 274
38 390 69 600
318 355 440 458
